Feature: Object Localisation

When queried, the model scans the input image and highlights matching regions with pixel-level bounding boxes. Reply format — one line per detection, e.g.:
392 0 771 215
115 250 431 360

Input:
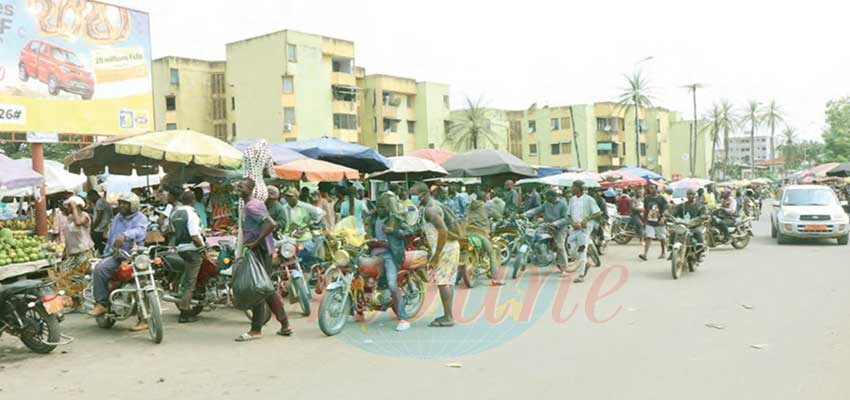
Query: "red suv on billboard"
18 40 95 100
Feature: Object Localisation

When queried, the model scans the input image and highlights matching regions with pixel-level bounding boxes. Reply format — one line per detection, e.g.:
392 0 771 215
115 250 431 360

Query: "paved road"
2 212 849 400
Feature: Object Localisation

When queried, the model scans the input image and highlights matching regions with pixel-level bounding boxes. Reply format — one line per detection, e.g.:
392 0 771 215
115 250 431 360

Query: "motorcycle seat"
0 280 43 302
162 253 186 273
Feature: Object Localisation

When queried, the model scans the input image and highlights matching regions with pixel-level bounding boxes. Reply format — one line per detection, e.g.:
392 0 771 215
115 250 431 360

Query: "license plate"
805 225 827 231
43 297 65 315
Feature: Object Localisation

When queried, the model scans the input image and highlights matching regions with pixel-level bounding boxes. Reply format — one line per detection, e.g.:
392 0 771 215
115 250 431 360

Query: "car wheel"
838 235 848 246
777 230 790 245
18 63 28 82
770 221 777 238
47 74 59 96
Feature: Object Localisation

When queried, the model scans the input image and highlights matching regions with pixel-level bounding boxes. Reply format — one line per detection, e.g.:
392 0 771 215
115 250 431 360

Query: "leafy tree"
761 100 785 160
0 134 85 161
822 97 850 162
616 69 654 168
443 97 501 151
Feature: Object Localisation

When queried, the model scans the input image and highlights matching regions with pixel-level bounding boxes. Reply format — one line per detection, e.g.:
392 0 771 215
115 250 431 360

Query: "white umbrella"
517 172 601 187
368 156 448 181
0 159 85 197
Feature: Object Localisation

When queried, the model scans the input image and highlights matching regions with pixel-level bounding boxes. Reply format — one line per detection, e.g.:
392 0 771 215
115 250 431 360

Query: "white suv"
771 185 850 245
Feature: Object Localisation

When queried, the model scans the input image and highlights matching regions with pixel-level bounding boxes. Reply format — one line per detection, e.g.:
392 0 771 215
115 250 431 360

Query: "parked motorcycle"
610 215 641 245
318 240 428 336
705 211 754 250
82 249 164 344
668 218 706 279
150 245 232 317
272 236 312 316
0 279 70 353
456 233 494 288
510 217 578 279
492 218 520 265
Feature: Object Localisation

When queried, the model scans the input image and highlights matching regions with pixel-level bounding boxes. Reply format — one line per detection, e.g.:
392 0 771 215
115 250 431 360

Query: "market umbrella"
368 156 448 181
442 149 536 178
534 166 564 178
517 172 600 187
805 162 841 178
670 178 713 190
284 137 390 173
65 130 242 175
0 159 85 197
825 163 850 177
600 170 647 189
232 141 308 165
617 167 663 180
0 154 44 191
273 159 360 182
407 149 455 165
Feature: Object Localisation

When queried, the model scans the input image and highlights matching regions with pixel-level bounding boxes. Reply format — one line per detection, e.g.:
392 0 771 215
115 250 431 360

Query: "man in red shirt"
617 191 632 216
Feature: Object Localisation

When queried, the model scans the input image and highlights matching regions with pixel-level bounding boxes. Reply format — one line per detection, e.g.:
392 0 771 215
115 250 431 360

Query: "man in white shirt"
168 190 205 323
567 181 602 283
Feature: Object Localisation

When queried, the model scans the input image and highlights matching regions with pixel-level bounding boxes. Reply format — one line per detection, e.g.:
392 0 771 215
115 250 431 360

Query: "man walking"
566 181 602 283
169 191 205 323
88 189 112 255
640 184 668 261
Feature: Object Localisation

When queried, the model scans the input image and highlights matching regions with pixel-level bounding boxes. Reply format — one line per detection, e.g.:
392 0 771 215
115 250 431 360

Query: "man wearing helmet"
89 193 149 327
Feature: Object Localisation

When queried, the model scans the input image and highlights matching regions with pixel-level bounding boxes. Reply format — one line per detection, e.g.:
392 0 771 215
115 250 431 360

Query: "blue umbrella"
232 140 308 165
535 167 564 178
284 137 390 173
0 154 44 191
617 167 663 180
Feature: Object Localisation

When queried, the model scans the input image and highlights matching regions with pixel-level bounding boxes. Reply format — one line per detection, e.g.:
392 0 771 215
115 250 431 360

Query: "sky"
113 0 850 142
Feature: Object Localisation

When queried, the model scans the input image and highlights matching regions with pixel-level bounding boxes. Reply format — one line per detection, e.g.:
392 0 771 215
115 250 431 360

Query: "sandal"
428 318 455 328
490 280 505 286
276 327 293 337
130 323 148 332
235 332 262 342
638 254 647 261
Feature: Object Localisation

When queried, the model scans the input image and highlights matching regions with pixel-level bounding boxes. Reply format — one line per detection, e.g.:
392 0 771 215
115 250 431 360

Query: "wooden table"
0 259 52 281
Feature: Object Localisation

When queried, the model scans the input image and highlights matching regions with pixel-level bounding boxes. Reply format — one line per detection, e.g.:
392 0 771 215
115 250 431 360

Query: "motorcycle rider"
466 194 504 286
503 180 521 216
367 192 413 331
714 190 738 242
640 184 669 261
89 193 149 331
566 181 602 283
524 188 570 274
168 190 205 324
281 187 326 261
265 186 288 231
671 189 707 261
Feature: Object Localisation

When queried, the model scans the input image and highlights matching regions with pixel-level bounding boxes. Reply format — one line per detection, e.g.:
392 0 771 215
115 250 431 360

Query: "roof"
226 29 353 46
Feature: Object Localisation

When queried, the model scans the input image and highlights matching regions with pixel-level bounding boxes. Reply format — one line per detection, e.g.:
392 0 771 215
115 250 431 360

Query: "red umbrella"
273 159 360 182
407 149 455 165
600 170 647 188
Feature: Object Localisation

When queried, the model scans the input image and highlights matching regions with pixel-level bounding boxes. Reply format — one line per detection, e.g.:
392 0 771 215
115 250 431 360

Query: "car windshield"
51 48 82 66
782 189 836 206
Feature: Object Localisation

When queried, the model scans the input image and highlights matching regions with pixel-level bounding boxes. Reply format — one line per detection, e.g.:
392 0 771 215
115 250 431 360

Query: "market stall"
284 136 391 173
442 149 536 185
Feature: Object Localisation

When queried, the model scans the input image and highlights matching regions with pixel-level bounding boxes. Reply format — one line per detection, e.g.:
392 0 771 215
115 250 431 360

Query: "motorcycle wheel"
19 305 60 354
318 287 349 336
185 304 205 318
95 315 116 329
511 251 525 279
671 246 685 280
731 235 751 249
402 276 426 319
495 234 514 265
145 291 164 344
293 276 311 317
613 231 632 245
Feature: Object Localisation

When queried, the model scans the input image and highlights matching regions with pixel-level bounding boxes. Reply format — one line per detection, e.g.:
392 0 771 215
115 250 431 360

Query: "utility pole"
569 106 581 169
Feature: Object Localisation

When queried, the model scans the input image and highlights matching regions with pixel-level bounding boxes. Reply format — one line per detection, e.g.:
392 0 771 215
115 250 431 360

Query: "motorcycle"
150 245 232 317
456 232 496 288
272 236 312 316
668 218 706 280
318 240 429 336
610 215 641 245
82 249 164 344
705 211 754 250
0 279 70 353
510 217 577 279
492 218 520 265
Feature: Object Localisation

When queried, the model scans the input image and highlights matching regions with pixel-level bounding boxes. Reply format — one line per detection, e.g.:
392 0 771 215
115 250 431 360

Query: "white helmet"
118 193 141 213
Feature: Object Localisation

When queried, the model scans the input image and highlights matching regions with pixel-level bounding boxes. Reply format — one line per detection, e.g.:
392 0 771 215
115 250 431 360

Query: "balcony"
333 100 358 114
333 129 359 143
331 72 356 87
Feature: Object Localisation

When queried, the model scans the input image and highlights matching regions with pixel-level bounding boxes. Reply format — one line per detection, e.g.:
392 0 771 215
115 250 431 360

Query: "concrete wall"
415 82 449 151
152 57 224 134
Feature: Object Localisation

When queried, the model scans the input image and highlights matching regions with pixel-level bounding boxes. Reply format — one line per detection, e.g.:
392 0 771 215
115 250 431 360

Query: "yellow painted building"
358 75 450 156
152 57 228 139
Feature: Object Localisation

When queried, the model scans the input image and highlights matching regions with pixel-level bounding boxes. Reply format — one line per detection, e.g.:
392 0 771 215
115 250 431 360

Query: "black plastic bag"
231 249 275 310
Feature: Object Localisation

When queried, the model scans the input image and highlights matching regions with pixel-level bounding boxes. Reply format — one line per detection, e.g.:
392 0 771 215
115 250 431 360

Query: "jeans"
468 232 499 278
249 246 288 332
554 229 569 267
92 256 120 306
568 229 590 277
378 251 406 321
177 250 203 314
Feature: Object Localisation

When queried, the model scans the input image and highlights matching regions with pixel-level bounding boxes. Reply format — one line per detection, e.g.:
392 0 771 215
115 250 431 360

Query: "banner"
0 0 153 135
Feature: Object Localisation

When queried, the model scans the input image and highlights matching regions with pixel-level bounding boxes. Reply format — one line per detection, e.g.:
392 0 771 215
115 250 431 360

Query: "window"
562 143 572 154
528 120 536 134
529 144 538 155
332 85 357 102
29 41 40 52
429 143 435 149
284 107 296 128
443 95 450 108
169 68 179 85
407 95 415 108
551 143 561 155
382 91 401 107
552 143 571 155
166 123 177 130
407 121 416 133
656 118 661 132
640 143 647 156
551 118 560 131
287 44 297 62
214 124 227 140
211 73 225 94
285 138 297 143
597 142 619 155
444 120 452 134
333 113 357 130
638 119 648 133
231 97 235 110
373 117 377 133
560 117 571 130
383 118 399 133
232 123 237 137
213 98 227 120
378 144 404 157
332 58 353 73
282 76 294 94
165 96 176 111
596 118 611 132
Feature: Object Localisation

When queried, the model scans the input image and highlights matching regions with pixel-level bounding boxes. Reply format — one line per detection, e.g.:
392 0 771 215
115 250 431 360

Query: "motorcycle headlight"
334 250 350 267
280 243 296 259
134 254 152 271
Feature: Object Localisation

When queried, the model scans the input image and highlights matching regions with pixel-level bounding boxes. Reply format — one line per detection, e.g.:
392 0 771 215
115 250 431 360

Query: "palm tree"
761 100 786 160
704 104 723 179
778 126 799 169
739 100 763 176
443 97 500 151
616 69 654 168
717 99 737 178
683 83 706 176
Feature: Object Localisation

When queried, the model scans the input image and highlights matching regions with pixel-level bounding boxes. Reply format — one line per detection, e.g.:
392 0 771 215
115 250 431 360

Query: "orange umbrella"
407 149 455 165
273 159 360 182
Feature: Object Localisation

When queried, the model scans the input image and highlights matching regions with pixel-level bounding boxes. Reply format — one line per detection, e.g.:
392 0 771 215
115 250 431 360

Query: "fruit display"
0 218 35 231
0 228 50 266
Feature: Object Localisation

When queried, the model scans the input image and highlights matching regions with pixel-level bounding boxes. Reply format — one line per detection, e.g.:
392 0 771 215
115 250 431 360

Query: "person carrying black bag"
168 190 206 324
235 178 292 342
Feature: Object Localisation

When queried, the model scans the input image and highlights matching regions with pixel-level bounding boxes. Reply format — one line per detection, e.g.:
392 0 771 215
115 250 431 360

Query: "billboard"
0 0 153 135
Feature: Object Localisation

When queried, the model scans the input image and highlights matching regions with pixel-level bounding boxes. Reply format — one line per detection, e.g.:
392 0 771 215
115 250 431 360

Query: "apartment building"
715 135 771 165
152 57 228 139
225 30 361 143
358 75 450 157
